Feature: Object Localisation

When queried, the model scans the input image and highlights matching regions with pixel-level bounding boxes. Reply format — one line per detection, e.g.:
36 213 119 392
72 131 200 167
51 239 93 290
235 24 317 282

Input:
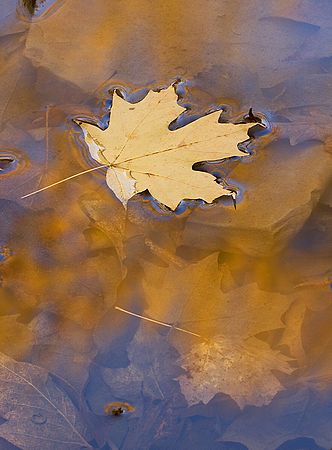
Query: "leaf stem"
21 164 110 199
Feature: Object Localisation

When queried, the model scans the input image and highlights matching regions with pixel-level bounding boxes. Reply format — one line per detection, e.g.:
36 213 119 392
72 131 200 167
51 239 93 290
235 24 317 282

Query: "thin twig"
21 164 109 199
114 306 201 338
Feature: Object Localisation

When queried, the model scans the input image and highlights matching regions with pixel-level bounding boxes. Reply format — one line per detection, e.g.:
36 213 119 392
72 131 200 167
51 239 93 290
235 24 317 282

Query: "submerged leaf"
178 336 293 409
0 315 34 360
141 253 294 408
80 86 252 210
102 325 182 416
222 386 332 450
0 353 91 450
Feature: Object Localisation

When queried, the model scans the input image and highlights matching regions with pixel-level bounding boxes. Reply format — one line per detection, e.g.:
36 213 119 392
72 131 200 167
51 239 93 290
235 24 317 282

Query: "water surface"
0 1 332 449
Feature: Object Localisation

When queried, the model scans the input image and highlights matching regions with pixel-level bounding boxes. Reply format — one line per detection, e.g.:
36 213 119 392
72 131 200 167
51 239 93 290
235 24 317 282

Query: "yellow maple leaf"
79 85 251 210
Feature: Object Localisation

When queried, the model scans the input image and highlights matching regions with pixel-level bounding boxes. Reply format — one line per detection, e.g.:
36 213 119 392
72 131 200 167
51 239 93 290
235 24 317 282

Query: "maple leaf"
102 324 182 414
222 386 332 450
262 110 332 147
139 253 295 408
177 335 292 409
79 85 252 210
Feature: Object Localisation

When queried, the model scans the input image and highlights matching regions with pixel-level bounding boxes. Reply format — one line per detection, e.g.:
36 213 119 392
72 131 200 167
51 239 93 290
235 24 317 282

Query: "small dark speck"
112 407 124 416
32 413 47 425
22 0 37 15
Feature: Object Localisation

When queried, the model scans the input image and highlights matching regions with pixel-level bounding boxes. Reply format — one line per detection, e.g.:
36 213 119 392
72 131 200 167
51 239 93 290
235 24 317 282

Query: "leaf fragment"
0 353 91 450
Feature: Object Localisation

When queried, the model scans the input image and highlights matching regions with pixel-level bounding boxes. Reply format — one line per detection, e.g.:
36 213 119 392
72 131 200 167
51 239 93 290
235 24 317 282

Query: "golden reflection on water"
0 0 331 448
